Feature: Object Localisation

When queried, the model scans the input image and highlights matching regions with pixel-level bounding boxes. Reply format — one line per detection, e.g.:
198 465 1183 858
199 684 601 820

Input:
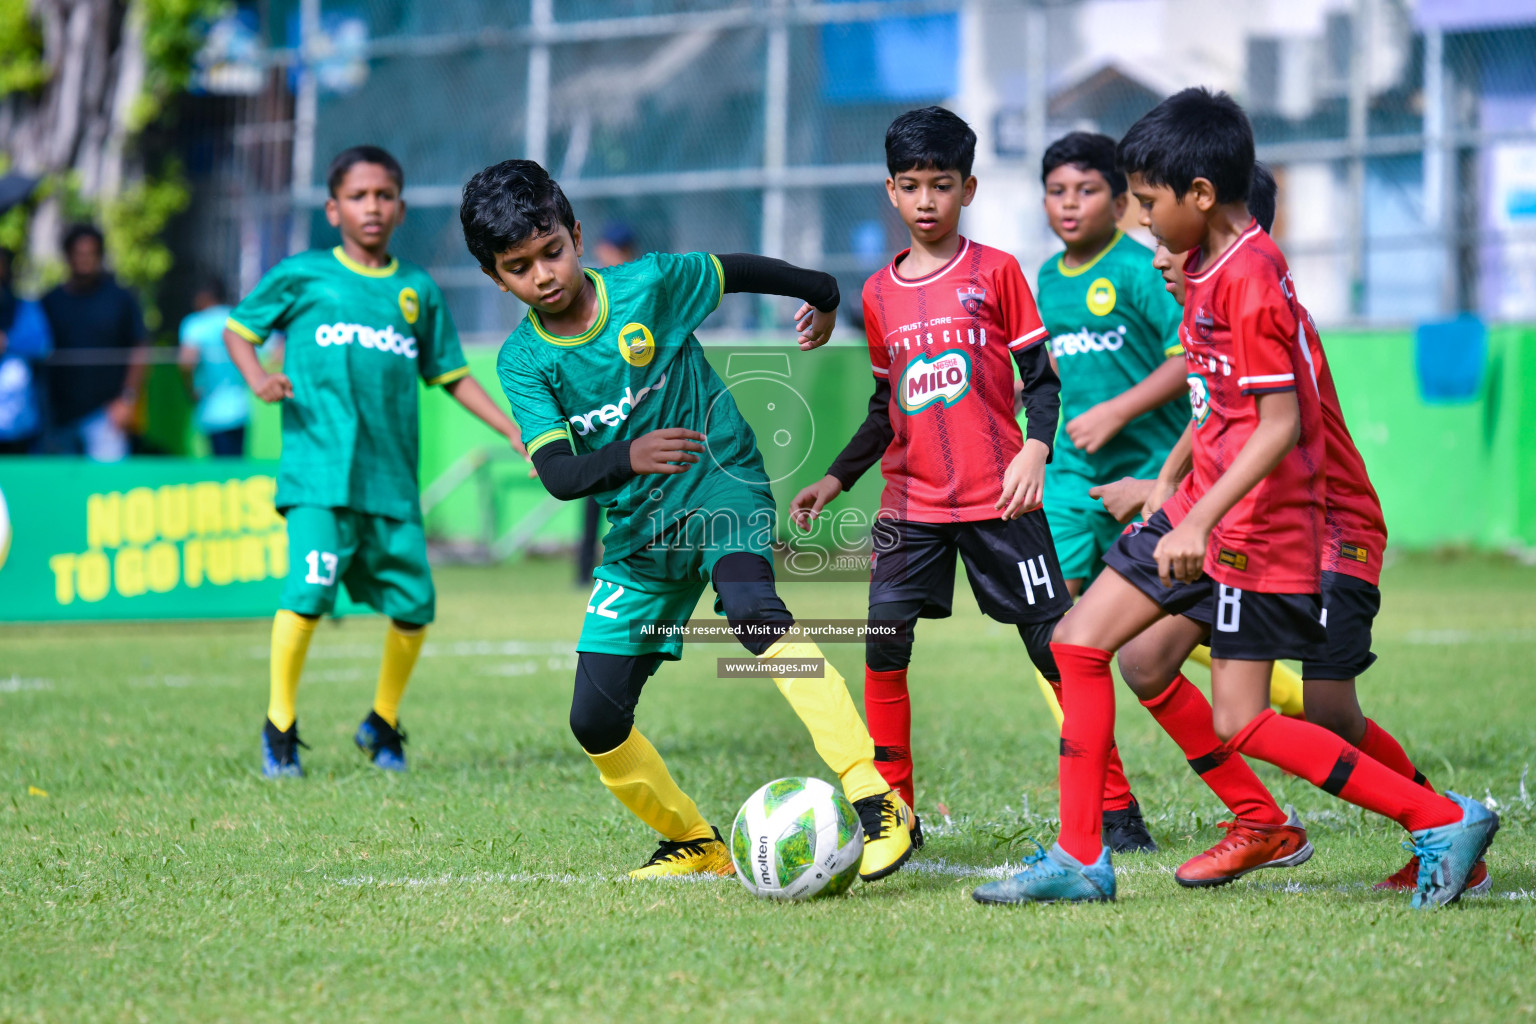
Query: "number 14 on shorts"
1016 555 1055 606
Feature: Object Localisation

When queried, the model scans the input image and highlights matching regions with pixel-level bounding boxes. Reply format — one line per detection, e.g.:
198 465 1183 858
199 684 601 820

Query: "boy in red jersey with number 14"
794 107 1155 852
972 88 1497 909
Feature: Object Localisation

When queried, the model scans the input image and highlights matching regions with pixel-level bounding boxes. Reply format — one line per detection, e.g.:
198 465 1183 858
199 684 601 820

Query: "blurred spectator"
41 225 147 460
576 222 641 584
593 221 638 269
0 246 54 454
177 276 247 456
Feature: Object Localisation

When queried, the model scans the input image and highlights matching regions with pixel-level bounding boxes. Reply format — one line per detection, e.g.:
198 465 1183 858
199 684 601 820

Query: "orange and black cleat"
1175 809 1313 888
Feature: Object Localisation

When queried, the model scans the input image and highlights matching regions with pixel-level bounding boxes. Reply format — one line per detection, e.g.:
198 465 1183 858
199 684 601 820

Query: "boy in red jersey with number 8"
972 88 1497 909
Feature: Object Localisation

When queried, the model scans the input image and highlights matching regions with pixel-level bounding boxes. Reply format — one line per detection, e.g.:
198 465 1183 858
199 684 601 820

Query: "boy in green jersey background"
224 145 526 778
461 158 914 883
1035 132 1188 598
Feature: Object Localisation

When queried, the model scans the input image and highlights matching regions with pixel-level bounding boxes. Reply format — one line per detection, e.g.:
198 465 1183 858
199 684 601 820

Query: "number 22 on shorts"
586 579 626 619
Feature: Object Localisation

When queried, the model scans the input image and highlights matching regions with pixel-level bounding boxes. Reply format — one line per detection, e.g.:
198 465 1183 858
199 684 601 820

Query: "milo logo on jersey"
1052 324 1127 358
1187 373 1212 427
898 350 970 414
314 322 418 359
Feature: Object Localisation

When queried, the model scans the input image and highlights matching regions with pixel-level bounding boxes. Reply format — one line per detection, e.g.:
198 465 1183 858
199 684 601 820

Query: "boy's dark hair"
460 159 577 270
195 274 229 305
1042 132 1126 195
1249 162 1277 234
63 223 104 255
1116 87 1253 203
885 106 976 179
326 145 404 196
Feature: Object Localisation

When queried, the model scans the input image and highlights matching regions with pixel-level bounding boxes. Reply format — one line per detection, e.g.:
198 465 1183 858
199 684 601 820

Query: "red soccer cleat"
1375 855 1491 896
1175 811 1314 888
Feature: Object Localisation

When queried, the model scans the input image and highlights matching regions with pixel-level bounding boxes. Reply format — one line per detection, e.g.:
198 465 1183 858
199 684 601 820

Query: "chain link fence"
170 0 1536 342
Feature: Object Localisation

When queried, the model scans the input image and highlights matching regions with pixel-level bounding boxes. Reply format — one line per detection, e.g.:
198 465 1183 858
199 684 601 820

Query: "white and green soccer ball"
730 776 863 900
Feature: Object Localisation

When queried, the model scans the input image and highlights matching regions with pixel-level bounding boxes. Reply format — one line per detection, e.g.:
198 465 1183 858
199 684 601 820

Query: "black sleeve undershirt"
530 439 634 501
824 341 1062 489
717 253 839 312
1014 341 1060 459
825 375 893 491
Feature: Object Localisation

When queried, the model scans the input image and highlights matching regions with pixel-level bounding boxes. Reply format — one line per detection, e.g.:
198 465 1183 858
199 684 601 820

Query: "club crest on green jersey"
898 349 971 414
618 322 655 366
1086 277 1116 316
1187 372 1211 427
398 287 420 324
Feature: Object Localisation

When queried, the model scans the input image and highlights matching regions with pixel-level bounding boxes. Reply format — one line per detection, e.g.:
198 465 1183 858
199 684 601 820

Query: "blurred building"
167 0 1536 340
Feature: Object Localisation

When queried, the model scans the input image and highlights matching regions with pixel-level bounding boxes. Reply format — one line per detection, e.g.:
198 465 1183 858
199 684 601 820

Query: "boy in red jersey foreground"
791 107 1155 854
972 88 1497 908
1101 166 1491 894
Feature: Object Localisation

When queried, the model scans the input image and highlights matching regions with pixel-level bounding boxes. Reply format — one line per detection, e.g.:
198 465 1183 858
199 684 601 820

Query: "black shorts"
1301 570 1380 680
1105 510 1327 662
868 513 1073 625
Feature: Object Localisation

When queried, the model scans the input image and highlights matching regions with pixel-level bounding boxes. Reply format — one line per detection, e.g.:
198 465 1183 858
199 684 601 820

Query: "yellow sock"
1035 669 1064 729
587 728 712 842
373 622 427 727
268 610 317 731
1189 645 1306 716
762 639 887 803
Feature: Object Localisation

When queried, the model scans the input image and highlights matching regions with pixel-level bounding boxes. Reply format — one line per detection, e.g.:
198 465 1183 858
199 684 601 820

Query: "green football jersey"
497 252 771 565
1036 231 1189 508
228 246 468 522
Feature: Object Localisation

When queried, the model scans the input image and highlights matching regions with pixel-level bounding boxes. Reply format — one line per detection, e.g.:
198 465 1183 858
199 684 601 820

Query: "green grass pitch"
3 554 1533 1022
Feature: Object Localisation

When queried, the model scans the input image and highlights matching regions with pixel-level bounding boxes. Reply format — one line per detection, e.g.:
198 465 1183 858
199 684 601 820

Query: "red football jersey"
863 238 1049 522
1172 222 1325 593
1297 306 1388 585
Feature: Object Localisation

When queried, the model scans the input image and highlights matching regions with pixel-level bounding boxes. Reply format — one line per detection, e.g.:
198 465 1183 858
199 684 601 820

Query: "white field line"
1400 628 1536 646
247 639 577 661
331 859 1174 890
0 675 53 692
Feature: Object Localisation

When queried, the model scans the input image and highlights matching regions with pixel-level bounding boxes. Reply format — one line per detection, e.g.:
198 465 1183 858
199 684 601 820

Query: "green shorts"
579 481 776 660
1049 502 1129 584
280 506 435 625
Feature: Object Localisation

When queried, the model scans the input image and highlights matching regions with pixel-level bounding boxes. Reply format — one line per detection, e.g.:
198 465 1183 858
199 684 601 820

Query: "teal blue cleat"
972 841 1115 905
1409 791 1499 909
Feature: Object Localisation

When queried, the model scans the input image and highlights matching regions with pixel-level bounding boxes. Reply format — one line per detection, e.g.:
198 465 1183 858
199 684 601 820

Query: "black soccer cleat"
910 812 925 850
354 710 408 772
1102 796 1158 854
261 718 308 779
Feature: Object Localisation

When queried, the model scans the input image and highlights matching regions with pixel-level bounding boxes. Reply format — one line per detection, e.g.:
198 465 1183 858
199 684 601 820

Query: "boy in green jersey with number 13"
460 158 914 883
224 145 526 778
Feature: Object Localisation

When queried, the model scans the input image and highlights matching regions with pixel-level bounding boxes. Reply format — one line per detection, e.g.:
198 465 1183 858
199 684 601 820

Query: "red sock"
1358 718 1435 792
1052 643 1116 863
1141 675 1286 826
1047 675 1133 812
864 667 914 809
1232 710 1460 832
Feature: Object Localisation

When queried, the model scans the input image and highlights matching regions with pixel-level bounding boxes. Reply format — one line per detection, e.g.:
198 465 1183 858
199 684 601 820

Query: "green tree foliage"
0 0 48 95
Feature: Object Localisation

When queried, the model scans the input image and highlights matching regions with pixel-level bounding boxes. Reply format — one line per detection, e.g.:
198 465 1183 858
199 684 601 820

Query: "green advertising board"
0 459 307 622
